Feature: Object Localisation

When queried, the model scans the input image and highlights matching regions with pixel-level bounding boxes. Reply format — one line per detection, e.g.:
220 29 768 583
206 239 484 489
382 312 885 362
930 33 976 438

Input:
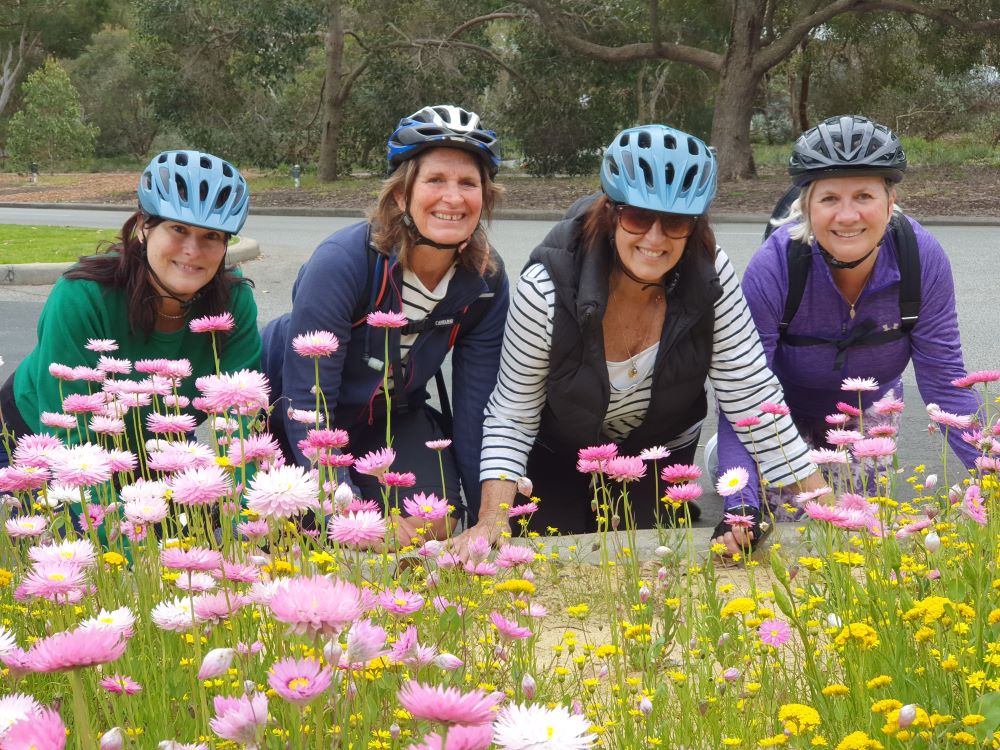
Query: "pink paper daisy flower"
577 443 617 462
89 415 127 435
2 706 67 750
397 681 502 726
927 405 975 430
824 413 850 426
758 618 792 647
245 465 319 518
508 501 538 517
354 447 396 478
407 725 495 750
28 539 96 568
24 627 128 672
604 455 646 482
98 674 143 695
197 370 270 413
495 544 536 569
734 416 761 428
291 330 340 357
86 338 118 352
269 575 363 637
40 412 78 430
639 446 671 461
48 363 77 380
268 656 332 705
194 592 249 624
403 492 450 520
5 515 49 538
665 482 702 503
850 437 896 460
51 443 113 488
168 465 233 506
841 376 879 392
660 463 701 484
190 312 235 333
61 393 107 414
97 355 132 376
0 693 41 733
18 561 86 601
836 401 862 417
425 439 452 450
872 396 905 414
226 434 281 467
345 619 389 666
382 470 416 487
160 546 223 572
825 429 863 447
209 692 268 747
489 611 532 641
303 428 350 450
759 402 790 416
378 587 425 616
146 412 198 435
366 310 408 328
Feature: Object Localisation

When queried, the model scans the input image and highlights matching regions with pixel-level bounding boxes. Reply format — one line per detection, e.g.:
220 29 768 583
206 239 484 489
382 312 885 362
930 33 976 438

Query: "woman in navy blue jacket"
261 106 509 542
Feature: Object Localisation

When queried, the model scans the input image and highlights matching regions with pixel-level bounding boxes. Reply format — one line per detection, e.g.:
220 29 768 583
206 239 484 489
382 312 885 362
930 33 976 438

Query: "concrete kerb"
0 236 260 286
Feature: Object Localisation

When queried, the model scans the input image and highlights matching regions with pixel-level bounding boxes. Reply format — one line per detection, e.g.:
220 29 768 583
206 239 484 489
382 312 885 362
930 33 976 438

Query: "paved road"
1 207 998 526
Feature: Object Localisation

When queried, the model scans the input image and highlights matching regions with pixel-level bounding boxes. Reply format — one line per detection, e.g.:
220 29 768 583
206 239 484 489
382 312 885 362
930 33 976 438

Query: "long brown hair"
64 211 252 339
368 151 503 275
580 193 717 265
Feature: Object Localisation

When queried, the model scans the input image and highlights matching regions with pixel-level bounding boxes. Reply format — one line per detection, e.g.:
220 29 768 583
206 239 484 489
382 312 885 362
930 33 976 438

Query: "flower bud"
611 514 620 530
598 665 609 679
100 727 124 750
419 540 443 558
334 482 353 510
924 530 941 553
572 699 584 715
243 679 256 694
657 567 667 582
521 673 536 700
717 633 730 647
425 570 440 588
516 476 533 497
591 498 599 512
197 647 235 680
389 724 401 740
826 613 843 628
722 667 741 681
898 704 917 728
654 545 672 558
324 640 343 666
523 568 535 582
638 695 653 716
638 584 651 604
924 474 938 490
434 653 464 671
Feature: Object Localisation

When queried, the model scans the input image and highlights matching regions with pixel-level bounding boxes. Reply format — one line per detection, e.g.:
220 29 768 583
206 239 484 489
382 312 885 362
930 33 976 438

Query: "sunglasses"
615 204 699 239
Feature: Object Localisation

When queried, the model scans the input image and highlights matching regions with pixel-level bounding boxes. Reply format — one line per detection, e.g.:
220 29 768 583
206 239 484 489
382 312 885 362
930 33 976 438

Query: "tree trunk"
317 0 346 182
709 3 764 181
797 52 811 133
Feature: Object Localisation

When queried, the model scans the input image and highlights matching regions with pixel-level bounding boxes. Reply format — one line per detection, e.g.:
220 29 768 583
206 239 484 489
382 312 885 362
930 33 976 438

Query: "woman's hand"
448 479 515 564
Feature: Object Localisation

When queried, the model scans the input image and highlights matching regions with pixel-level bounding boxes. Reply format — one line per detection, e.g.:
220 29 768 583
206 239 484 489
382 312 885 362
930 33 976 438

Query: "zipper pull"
849 304 856 320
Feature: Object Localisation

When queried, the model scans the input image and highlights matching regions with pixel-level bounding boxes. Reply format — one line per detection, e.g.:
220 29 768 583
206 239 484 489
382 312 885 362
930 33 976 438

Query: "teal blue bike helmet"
600 125 716 216
138 150 249 234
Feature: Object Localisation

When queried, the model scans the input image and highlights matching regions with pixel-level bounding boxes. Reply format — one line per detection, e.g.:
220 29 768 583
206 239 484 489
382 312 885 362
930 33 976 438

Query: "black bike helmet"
387 105 501 178
789 115 907 187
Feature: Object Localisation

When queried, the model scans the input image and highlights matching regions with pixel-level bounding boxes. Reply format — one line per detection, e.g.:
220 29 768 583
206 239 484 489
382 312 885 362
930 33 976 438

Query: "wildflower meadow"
2 316 1000 750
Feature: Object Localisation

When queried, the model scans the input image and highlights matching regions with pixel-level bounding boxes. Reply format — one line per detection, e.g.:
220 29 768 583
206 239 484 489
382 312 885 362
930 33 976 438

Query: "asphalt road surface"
1 207 997 526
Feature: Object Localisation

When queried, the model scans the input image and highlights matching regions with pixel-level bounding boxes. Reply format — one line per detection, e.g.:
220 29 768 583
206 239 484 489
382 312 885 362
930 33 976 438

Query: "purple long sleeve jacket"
718 215 982 508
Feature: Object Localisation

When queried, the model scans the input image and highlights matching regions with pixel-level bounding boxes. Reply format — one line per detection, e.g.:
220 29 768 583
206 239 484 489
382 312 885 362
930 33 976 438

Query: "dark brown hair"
368 151 503 276
580 194 717 265
63 210 252 339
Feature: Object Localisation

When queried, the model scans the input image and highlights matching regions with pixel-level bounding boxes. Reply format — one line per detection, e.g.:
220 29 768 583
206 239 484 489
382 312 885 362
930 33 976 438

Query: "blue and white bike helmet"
138 150 249 234
601 125 717 216
387 105 501 178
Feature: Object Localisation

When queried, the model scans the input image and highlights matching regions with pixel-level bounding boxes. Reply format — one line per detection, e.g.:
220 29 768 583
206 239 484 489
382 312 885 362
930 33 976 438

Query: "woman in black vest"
460 124 823 551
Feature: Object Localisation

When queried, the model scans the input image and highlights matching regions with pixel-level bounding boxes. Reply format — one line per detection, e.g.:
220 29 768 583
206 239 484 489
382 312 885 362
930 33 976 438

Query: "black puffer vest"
529 195 723 454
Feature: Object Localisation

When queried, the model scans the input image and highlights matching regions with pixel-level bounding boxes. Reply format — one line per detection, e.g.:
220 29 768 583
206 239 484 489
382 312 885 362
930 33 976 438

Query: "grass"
0 224 116 264
752 134 1000 169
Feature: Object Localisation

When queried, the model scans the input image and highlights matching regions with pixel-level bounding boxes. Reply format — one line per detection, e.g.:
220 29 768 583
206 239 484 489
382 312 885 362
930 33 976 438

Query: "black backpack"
765 186 921 369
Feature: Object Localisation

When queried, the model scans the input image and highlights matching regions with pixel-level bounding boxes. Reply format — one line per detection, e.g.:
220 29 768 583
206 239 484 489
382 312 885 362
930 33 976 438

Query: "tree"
454 0 1000 180
7 58 97 169
0 0 113 117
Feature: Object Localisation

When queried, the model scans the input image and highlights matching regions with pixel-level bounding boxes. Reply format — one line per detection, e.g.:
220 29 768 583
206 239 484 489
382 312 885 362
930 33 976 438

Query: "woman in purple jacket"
712 115 982 553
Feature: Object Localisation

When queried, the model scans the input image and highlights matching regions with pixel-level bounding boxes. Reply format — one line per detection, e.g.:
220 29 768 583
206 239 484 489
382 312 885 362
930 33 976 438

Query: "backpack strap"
893 215 921 333
351 228 390 329
779 240 814 333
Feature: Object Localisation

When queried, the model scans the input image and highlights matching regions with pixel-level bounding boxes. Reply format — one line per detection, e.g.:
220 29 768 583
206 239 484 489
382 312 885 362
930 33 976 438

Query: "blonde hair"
367 153 503 275
772 178 901 242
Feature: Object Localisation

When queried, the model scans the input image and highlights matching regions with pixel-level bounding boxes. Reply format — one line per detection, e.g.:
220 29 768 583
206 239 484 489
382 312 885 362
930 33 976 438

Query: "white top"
479 249 814 486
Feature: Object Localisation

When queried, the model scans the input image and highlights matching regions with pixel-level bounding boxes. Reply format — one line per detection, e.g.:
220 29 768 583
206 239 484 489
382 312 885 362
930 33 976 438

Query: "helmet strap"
611 240 683 295
138 240 212 310
402 211 472 253
817 243 877 270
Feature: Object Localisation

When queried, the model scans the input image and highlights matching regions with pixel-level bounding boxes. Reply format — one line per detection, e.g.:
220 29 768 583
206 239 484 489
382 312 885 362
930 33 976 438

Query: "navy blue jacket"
261 221 508 519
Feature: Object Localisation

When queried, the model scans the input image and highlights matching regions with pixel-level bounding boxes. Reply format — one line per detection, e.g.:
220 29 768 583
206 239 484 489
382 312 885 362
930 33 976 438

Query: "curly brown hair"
367 151 503 275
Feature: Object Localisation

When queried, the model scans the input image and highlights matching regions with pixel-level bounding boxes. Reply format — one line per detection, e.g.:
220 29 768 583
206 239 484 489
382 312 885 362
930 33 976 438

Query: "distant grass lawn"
0 225 116 264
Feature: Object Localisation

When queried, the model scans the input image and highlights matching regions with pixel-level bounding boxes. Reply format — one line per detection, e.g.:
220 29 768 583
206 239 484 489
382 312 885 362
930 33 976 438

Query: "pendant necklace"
610 291 662 379
157 309 186 320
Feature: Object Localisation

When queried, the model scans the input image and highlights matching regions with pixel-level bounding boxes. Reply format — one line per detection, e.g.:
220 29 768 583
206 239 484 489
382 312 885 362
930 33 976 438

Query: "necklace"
157 309 186 320
610 291 662 379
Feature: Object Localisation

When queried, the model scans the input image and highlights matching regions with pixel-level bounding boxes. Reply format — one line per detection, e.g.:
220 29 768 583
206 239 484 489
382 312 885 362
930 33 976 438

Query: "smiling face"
613 208 688 284
142 219 228 300
807 176 895 263
395 148 484 248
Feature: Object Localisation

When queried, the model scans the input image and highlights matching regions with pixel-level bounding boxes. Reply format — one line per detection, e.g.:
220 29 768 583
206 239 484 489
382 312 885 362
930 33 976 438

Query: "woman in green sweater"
0 150 260 465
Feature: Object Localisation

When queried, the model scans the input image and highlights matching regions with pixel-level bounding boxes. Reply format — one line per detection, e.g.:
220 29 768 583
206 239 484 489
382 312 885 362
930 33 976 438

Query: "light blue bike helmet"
600 125 717 216
138 150 249 234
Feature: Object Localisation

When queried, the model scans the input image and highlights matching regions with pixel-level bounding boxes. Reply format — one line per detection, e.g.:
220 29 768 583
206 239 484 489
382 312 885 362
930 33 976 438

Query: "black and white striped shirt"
480 249 815 485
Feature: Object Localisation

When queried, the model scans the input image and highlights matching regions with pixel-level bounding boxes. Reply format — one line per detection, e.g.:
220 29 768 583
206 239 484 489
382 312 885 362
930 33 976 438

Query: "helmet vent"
233 183 245 206
637 131 651 149
216 185 231 209
222 162 233 177
606 156 620 177
174 174 189 203
142 172 152 191
664 163 675 185
175 152 188 167
158 167 171 193
620 151 635 181
664 134 676 150
639 158 654 189
199 180 209 203
200 156 211 169
687 137 700 156
619 133 630 147
681 165 697 191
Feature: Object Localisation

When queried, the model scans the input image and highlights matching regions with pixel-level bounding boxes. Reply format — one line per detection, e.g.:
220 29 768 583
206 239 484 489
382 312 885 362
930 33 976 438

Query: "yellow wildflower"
821 684 849 697
778 703 821 735
831 551 864 566
962 714 986 726
102 552 126 567
722 739 741 747
834 731 883 750
566 604 589 618
721 598 756 617
948 731 976 745
494 579 536 596
798 557 824 571
870 699 902 715
758 735 788 747
834 623 880 650
595 644 619 658
811 739 828 747
0 568 12 587
865 675 891 690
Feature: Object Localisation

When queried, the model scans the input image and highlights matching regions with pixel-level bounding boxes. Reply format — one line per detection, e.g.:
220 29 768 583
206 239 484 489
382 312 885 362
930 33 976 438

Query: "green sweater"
13 275 261 448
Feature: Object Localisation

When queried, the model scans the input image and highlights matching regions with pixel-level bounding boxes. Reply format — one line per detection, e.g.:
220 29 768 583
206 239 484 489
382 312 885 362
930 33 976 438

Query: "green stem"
67 669 98 750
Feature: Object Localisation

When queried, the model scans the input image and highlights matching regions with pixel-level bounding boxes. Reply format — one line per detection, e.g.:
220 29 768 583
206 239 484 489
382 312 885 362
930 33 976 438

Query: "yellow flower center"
288 677 311 691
